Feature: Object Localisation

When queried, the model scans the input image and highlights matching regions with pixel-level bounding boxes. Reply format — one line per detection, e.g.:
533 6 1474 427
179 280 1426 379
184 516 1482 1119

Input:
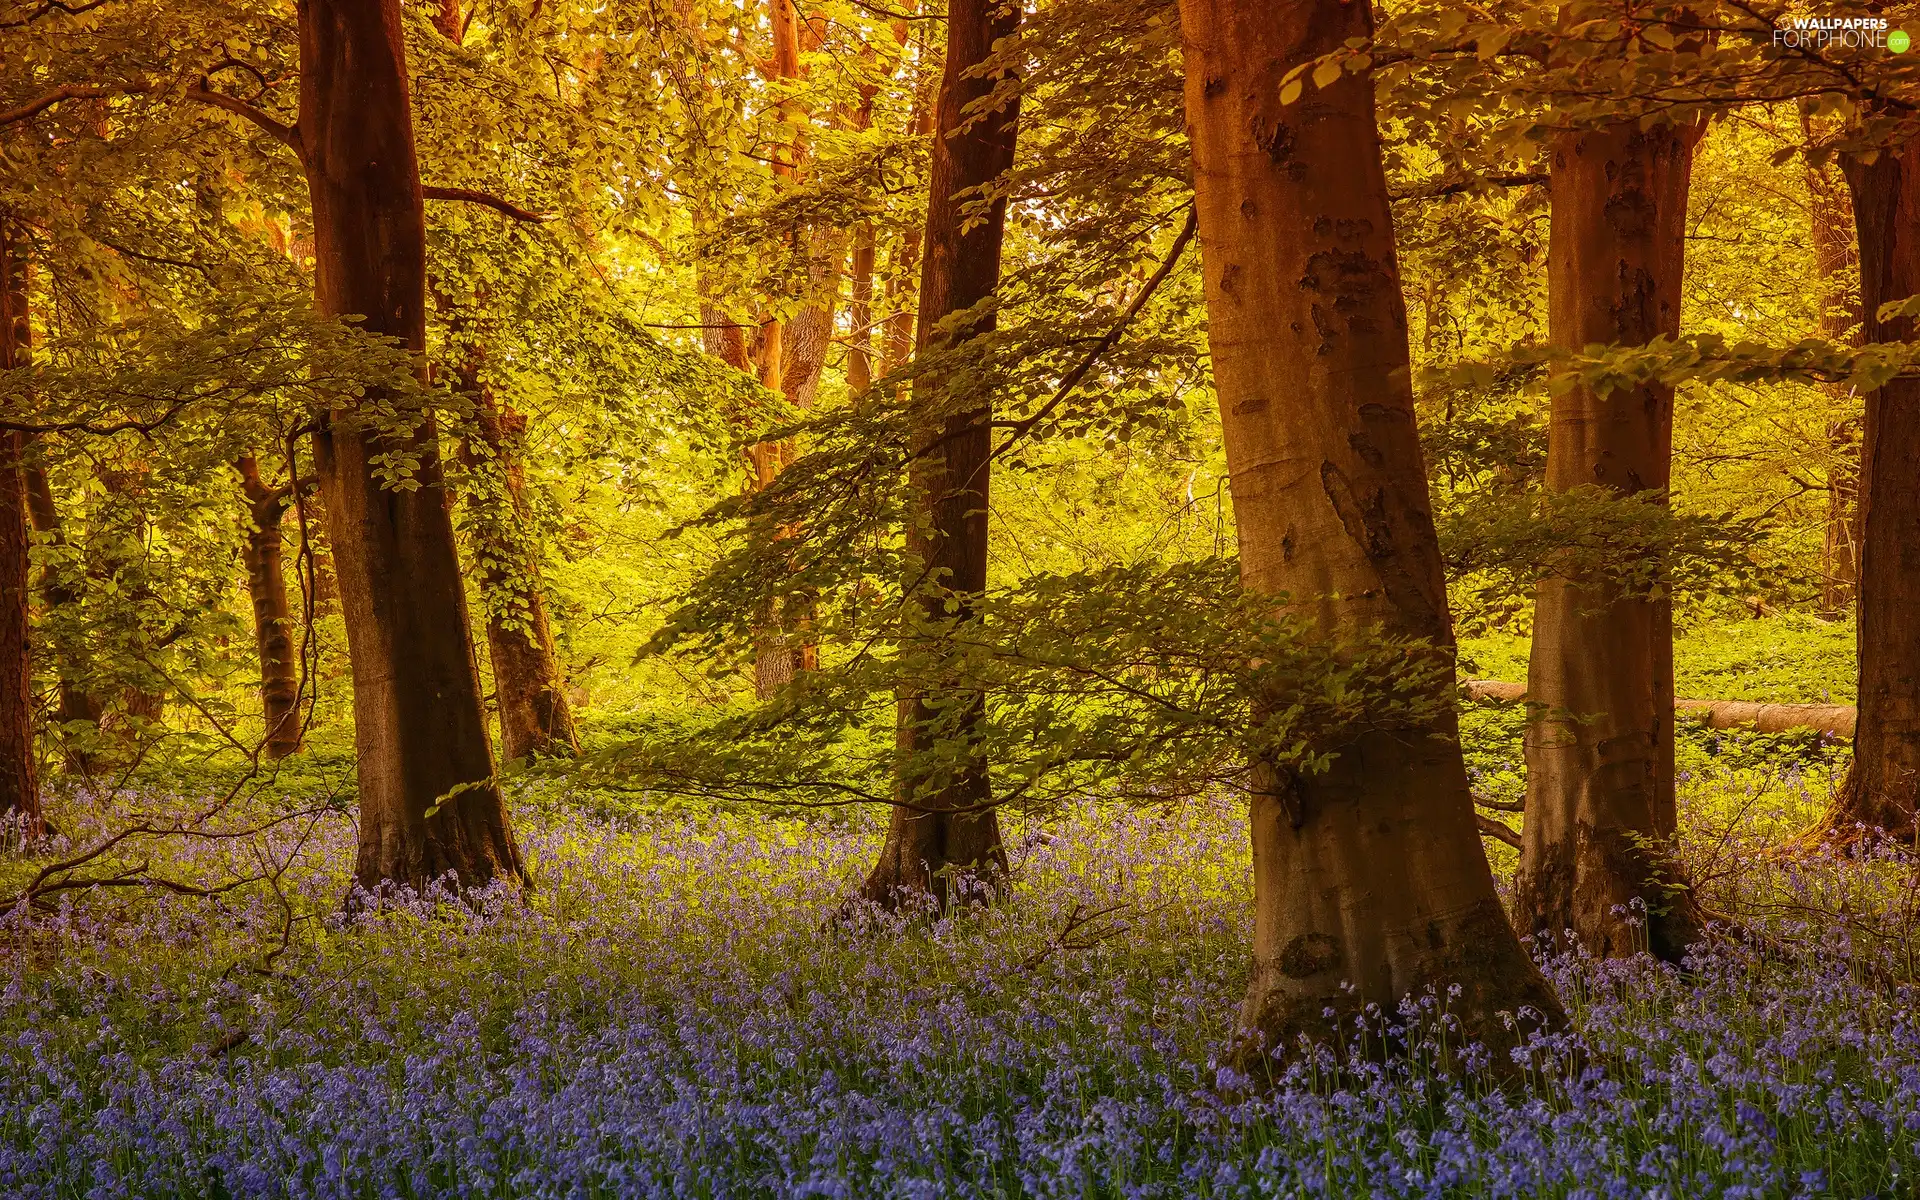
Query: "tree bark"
21 464 101 746
855 0 1019 910
1514 121 1703 962
300 0 523 892
451 359 580 761
1805 147 1864 616
1817 138 1920 840
0 223 36 831
848 224 877 393
237 457 303 759
1177 0 1562 1055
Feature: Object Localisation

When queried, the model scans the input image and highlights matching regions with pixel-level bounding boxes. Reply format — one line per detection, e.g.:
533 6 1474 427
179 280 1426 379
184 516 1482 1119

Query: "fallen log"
1461 680 1856 738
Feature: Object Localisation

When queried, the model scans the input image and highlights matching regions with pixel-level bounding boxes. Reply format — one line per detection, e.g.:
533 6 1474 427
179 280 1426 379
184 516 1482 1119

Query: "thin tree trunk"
1514 120 1703 962
1177 0 1562 1056
0 222 36 831
300 0 523 892
855 0 1019 910
21 464 101 744
879 65 937 382
237 457 302 759
1805 145 1864 616
1817 138 1920 840
451 361 580 761
848 225 877 393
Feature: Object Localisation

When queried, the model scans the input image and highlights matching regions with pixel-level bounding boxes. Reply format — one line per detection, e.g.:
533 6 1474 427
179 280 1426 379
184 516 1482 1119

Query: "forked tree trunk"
237 457 303 759
0 224 35 830
1805 149 1864 615
1177 0 1562 1055
855 0 1020 910
300 0 523 892
1817 138 1920 840
1514 121 1703 962
452 366 580 761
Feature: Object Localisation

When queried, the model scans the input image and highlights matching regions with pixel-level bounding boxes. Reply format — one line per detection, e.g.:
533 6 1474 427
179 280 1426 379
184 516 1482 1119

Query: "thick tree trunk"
1515 121 1703 962
237 457 302 759
855 0 1019 910
0 224 35 830
1818 140 1920 840
452 366 580 761
300 0 523 892
1805 150 1864 615
1177 0 1561 1055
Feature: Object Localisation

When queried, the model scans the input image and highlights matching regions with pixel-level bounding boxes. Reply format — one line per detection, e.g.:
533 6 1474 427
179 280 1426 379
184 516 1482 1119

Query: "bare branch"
183 85 299 152
1390 171 1548 202
1476 813 1523 849
0 83 118 128
422 186 551 222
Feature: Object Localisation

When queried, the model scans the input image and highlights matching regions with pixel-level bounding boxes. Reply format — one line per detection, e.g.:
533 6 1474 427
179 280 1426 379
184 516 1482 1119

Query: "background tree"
856 0 1022 909
1516 112 1705 962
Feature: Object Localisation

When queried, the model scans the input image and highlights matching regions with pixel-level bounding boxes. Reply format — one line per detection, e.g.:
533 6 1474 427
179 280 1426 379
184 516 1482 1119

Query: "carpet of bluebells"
3 756 1919 1198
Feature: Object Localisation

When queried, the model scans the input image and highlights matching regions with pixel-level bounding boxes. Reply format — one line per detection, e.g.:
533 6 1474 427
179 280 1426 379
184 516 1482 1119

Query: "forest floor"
1 614 1912 1198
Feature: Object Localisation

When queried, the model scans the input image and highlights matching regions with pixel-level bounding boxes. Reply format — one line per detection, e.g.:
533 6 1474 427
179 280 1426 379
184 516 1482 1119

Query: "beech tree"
236 455 304 760
0 224 34 831
856 0 1021 908
1176 0 1561 1052
1821 129 1920 841
1514 119 1703 961
299 0 522 890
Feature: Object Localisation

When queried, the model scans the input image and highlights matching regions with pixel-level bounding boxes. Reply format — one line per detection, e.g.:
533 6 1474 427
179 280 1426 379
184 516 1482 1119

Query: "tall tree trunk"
1806 146 1864 616
848 225 877 393
237 457 302 759
1177 0 1562 1054
1818 138 1920 840
1514 121 1703 962
855 0 1019 910
300 0 523 892
0 222 37 831
21 464 101 746
879 67 938 382
451 359 580 761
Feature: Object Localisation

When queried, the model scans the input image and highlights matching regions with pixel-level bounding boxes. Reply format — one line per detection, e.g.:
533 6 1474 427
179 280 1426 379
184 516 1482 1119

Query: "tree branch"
0 0 114 28
0 83 117 128
183 85 299 152
1390 171 1548 202
422 186 551 222
984 205 1198 466
1476 813 1523 849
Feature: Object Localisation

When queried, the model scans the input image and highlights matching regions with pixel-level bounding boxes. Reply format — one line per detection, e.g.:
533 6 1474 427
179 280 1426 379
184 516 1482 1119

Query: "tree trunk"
299 0 523 892
1177 0 1562 1055
1818 139 1920 840
237 457 302 759
855 0 1019 910
848 224 876 393
451 361 580 761
21 464 102 747
1514 121 1703 962
1805 148 1864 616
0 223 36 831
